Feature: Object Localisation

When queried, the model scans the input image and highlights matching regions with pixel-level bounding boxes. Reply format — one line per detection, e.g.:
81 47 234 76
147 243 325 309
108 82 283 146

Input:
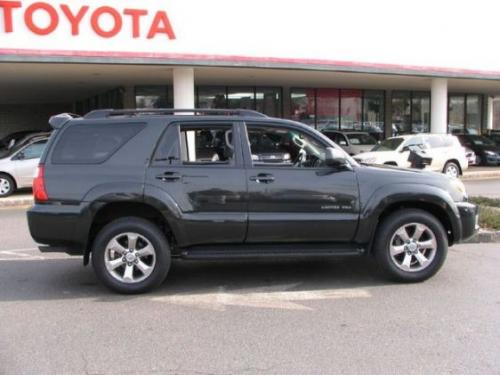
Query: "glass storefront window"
256 87 282 117
340 90 362 131
291 89 316 127
362 91 385 140
392 92 411 136
448 96 465 134
197 87 227 108
411 92 430 133
316 89 339 131
135 86 170 108
466 95 481 134
227 87 255 110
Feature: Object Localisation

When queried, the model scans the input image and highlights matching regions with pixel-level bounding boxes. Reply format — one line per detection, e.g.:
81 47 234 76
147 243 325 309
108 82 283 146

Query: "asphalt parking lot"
0 207 499 375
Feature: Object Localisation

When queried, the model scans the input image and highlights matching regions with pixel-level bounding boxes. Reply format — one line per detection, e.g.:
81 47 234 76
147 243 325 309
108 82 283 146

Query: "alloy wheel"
445 164 459 178
104 232 156 284
389 223 437 272
0 178 11 196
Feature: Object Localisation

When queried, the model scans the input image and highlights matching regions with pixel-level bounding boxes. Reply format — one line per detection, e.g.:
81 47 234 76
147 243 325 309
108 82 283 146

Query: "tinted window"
372 137 404 151
52 123 144 164
346 133 377 145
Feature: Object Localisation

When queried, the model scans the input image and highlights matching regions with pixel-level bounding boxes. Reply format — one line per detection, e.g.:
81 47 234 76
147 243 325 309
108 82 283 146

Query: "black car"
456 134 500 166
0 130 42 150
484 130 500 146
27 109 478 294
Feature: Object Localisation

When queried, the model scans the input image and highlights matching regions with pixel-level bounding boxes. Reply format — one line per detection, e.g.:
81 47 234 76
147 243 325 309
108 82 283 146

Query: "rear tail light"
33 165 48 202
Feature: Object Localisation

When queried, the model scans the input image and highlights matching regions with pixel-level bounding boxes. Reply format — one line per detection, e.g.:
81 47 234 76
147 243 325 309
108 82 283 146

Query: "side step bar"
180 243 365 260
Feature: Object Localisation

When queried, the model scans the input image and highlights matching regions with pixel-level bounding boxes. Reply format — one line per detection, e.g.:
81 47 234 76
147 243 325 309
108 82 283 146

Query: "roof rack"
83 108 268 119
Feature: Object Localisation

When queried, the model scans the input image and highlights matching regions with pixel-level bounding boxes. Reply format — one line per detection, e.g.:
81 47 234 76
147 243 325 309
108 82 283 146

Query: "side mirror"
14 152 25 160
325 147 347 167
400 146 410 153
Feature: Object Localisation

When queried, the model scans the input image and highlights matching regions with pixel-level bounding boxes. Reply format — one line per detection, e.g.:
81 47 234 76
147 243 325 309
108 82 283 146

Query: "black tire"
442 161 460 178
91 217 171 294
0 174 15 197
374 209 448 282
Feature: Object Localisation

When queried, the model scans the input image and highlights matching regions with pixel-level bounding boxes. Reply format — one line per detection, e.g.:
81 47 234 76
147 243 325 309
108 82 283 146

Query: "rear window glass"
51 122 144 164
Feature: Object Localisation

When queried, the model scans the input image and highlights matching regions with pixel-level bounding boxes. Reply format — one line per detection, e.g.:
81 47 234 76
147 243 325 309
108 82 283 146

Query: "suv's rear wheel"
91 217 170 294
374 209 447 282
0 174 15 197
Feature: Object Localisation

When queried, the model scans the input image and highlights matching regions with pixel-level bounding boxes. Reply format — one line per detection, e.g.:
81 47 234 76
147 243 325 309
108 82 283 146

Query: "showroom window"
448 94 483 134
391 91 430 136
135 86 172 108
290 89 385 138
196 86 282 116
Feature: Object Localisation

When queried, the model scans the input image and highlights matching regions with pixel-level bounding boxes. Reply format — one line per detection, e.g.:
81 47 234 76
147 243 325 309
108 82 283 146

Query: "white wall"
1 0 500 75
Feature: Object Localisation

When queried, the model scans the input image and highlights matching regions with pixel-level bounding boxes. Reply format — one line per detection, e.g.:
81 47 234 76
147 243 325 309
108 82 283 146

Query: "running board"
180 243 365 260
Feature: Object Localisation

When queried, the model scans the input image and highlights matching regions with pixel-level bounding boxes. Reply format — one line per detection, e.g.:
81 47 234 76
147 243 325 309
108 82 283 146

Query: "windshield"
371 137 404 151
467 135 496 147
346 133 376 145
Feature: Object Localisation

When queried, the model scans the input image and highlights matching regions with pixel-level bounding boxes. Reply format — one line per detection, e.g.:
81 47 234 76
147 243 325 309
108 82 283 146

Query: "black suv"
28 109 478 294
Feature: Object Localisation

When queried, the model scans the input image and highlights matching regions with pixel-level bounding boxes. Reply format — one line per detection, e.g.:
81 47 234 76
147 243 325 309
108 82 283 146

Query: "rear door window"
51 122 144 164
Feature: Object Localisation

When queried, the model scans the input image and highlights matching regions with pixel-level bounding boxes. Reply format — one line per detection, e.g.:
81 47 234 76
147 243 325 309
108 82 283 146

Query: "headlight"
485 150 495 156
450 178 467 200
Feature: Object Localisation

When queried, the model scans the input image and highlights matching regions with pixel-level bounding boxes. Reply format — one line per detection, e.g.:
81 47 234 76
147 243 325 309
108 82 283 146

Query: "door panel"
243 123 360 243
145 122 248 247
14 158 39 187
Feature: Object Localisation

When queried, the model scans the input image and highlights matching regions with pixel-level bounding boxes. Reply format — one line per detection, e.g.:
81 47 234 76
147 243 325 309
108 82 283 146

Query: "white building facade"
1 0 500 138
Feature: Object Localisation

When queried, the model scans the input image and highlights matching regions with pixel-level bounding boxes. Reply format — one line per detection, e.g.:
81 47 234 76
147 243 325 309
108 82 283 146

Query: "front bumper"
455 202 479 242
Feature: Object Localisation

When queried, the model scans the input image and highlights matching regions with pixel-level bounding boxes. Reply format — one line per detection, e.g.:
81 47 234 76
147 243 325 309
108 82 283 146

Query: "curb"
0 196 33 208
462 171 500 180
462 230 500 244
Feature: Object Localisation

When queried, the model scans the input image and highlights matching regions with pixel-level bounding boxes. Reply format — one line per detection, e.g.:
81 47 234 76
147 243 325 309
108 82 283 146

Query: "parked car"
484 129 500 146
321 131 377 155
27 109 477 294
0 135 49 197
0 130 41 151
456 134 500 166
354 134 468 178
464 147 477 166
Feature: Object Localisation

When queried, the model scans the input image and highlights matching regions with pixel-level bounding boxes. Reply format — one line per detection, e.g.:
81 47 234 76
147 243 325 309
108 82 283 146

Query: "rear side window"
51 122 144 164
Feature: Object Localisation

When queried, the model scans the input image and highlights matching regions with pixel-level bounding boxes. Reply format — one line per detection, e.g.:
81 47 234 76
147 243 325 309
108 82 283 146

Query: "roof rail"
83 108 268 119
48 113 81 129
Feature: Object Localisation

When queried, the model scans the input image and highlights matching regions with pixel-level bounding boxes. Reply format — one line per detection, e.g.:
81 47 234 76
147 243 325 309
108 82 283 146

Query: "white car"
0 136 48 197
354 134 468 178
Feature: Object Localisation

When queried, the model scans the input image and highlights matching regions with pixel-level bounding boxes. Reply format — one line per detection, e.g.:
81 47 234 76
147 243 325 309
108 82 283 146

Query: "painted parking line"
152 284 372 311
0 247 71 261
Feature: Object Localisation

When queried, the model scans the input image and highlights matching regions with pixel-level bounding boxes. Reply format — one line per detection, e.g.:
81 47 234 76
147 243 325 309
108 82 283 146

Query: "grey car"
0 135 49 197
322 131 377 155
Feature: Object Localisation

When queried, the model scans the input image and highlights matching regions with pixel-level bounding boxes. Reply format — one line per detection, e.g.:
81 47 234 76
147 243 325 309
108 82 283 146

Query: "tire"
91 217 171 294
374 209 448 283
0 174 15 197
443 161 460 178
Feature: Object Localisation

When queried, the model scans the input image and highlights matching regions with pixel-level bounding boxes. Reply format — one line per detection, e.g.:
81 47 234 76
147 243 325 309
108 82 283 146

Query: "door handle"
156 172 182 182
249 173 275 184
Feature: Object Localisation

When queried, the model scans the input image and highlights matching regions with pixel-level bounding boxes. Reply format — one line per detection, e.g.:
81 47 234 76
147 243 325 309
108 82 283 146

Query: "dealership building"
1 0 500 139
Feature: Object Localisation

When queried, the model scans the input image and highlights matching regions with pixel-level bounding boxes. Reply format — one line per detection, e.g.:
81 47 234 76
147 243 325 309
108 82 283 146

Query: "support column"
430 78 448 134
173 67 195 109
123 85 136 109
486 96 494 131
384 90 392 139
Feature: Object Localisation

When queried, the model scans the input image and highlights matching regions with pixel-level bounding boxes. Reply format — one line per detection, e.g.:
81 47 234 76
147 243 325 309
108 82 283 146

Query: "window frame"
152 120 243 168
241 121 336 171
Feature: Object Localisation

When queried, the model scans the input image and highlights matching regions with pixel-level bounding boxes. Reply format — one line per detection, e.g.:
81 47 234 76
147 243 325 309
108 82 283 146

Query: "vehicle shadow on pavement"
0 256 395 302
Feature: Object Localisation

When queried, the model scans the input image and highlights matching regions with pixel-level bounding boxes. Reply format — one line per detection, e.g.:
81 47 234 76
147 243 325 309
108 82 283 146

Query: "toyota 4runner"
27 109 478 294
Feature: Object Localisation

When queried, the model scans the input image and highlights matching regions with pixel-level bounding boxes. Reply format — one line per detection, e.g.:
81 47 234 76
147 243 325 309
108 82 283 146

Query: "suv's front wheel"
92 217 171 294
374 209 448 282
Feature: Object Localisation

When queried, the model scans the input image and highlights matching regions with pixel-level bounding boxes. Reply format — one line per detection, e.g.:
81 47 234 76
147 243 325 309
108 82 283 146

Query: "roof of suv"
49 109 269 129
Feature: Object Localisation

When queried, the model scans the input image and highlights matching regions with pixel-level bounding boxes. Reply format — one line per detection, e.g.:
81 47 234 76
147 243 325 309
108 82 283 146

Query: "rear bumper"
455 202 479 242
27 203 91 255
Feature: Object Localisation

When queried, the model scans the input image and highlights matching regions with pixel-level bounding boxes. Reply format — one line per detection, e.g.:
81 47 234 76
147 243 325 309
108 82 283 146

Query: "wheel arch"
85 201 176 265
0 171 17 190
444 159 462 175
